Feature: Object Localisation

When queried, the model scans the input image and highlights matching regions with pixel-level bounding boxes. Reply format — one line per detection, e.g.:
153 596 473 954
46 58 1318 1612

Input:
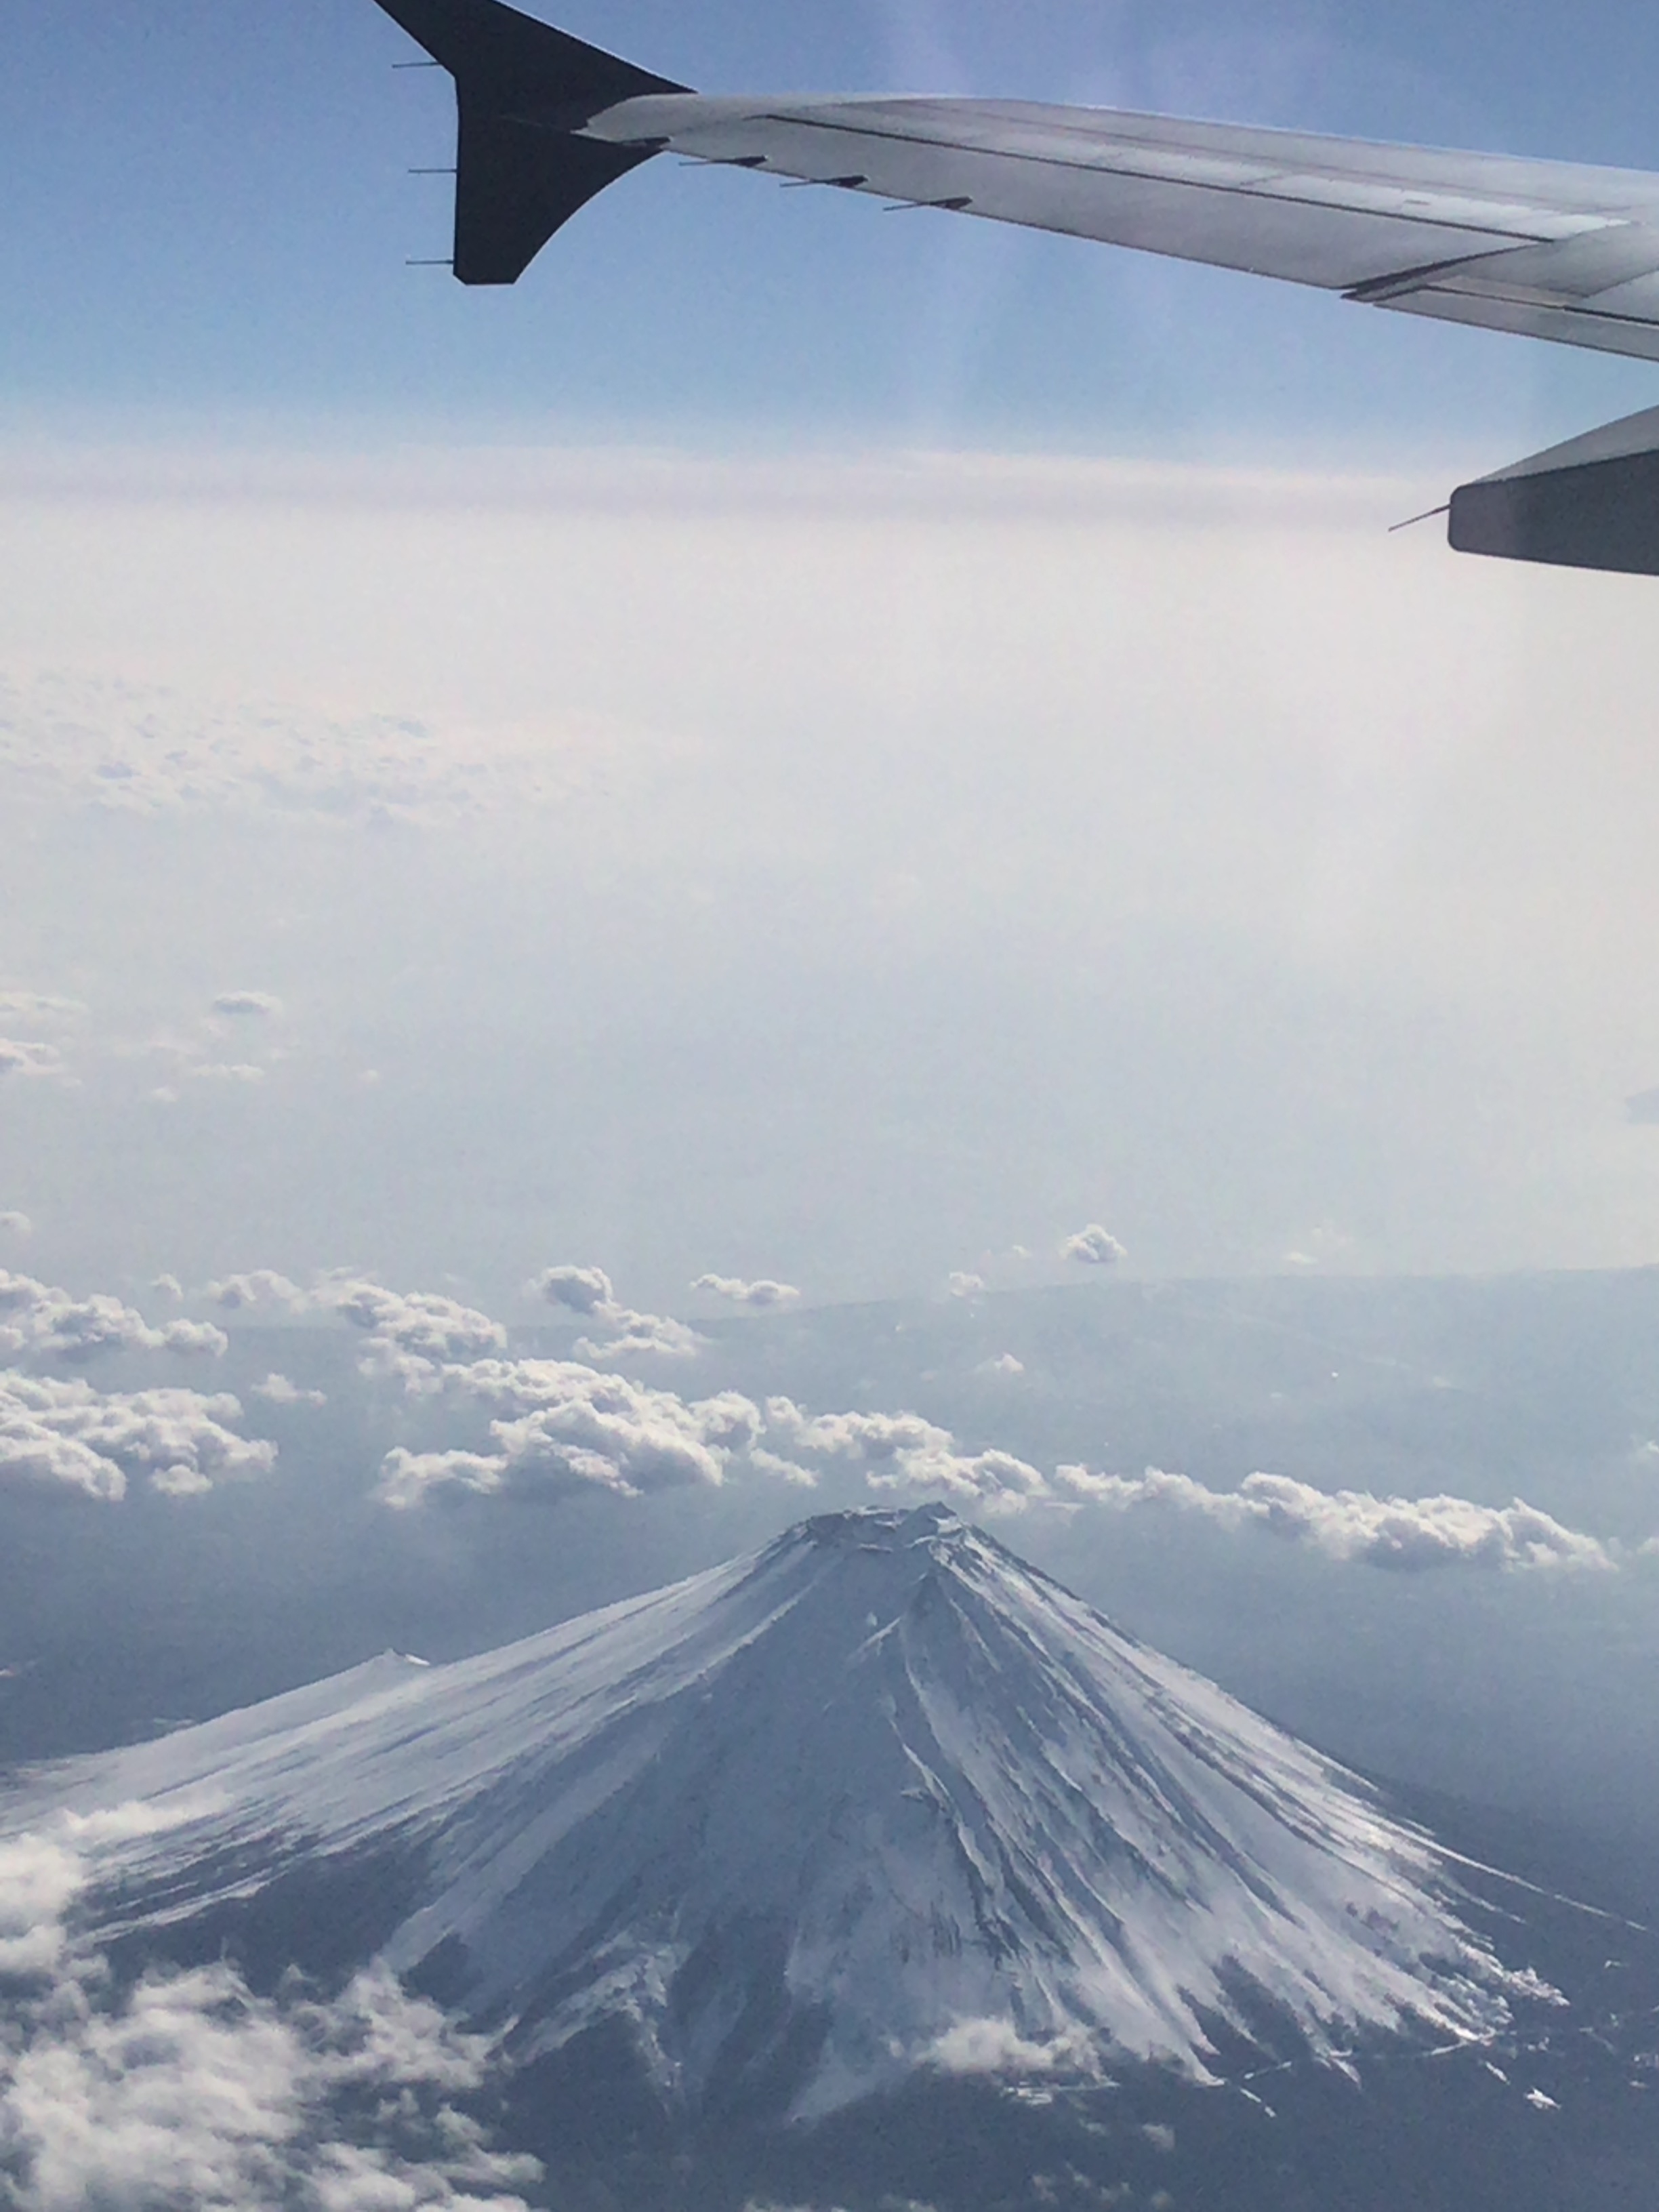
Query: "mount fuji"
5 1502 1555 2131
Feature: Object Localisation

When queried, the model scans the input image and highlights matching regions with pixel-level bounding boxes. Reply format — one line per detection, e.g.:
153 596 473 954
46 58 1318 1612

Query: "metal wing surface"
589 94 1659 363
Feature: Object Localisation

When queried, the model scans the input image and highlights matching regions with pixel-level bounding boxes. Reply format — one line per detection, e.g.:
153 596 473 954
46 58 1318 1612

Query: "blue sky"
4 0 1657 453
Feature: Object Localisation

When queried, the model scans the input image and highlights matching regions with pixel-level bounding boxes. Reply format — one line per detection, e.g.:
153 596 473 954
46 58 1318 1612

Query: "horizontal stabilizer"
374 0 689 282
1449 407 1659 576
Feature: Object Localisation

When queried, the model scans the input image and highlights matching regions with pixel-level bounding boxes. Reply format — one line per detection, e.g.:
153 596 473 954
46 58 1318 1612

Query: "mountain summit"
8 1504 1541 2118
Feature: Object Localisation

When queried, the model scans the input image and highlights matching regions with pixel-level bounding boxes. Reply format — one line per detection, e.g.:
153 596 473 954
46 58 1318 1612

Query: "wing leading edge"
588 94 1659 368
371 0 1659 573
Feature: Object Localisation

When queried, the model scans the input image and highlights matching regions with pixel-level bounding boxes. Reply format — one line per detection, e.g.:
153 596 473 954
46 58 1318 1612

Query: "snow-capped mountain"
3 1504 1545 2118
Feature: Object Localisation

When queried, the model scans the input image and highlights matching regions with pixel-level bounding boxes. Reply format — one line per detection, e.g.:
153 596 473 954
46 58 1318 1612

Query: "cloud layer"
0 1811 539 2212
0 668 643 827
22 1259 1619 1573
1054 1465 1614 1572
352 1275 1619 1568
0 1272 225 1362
0 1376 275 1502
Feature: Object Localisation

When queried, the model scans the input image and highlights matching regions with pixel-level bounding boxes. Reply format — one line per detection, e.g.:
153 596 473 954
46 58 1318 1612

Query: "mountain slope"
3 1504 1545 2118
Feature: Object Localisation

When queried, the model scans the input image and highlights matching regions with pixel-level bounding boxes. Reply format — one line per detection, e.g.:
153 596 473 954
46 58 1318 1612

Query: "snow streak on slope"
0 1507 1545 2117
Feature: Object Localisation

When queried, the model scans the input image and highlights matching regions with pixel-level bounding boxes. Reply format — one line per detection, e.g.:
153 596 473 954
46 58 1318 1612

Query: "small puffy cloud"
324 1279 507 1385
691 1273 802 1309
925 2019 1091 2078
531 1265 614 1316
203 1269 309 1314
748 1445 821 1488
1054 1465 1614 1572
0 1041 68 1083
379 1446 507 1508
148 1273 183 1301
977 1353 1025 1376
530 1264 701 1361
0 1374 276 1501
0 1271 226 1362
251 1373 327 1409
1063 1223 1127 1267
211 989 282 1018
577 1311 701 1361
0 1213 30 1240
946 1272 986 1299
766 1400 1048 1513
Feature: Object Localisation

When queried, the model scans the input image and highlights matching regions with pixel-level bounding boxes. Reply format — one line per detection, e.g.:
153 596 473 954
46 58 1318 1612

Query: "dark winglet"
374 0 691 283
1448 404 1659 577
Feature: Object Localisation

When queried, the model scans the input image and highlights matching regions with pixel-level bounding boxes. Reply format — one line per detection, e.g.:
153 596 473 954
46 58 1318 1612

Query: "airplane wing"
370 0 1659 573
590 98 1659 370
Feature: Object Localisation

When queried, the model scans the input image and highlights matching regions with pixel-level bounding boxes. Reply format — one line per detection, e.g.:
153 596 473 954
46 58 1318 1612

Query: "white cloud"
690 1273 802 1309
0 1809 539 2212
0 1041 68 1084
379 1359 760 1509
924 2018 1091 2078
0 1270 226 1361
203 1269 310 1314
0 1374 276 1501
363 1283 1045 1516
211 990 282 1018
946 1272 986 1299
0 1212 30 1240
977 1353 1025 1376
251 1373 327 1410
324 1280 507 1387
1054 1465 1615 1572
148 1273 183 1301
530 1265 613 1315
1062 1224 1127 1267
576 1311 701 1361
377 1446 509 1508
765 1400 1048 1513
747 1445 821 1488
0 1965 541 2212
529 1264 701 1361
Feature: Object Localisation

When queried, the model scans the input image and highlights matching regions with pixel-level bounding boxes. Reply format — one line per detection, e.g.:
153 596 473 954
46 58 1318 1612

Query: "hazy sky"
4 0 1659 1310
9 21 1659 2195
